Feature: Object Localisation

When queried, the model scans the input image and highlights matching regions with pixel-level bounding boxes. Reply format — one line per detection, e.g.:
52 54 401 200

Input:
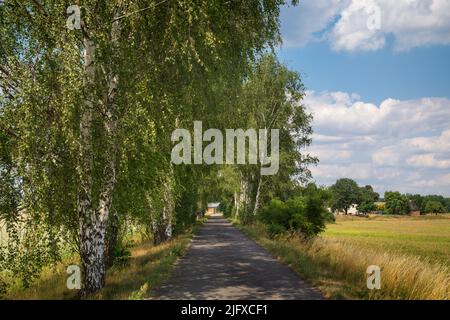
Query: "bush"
259 195 326 239
423 201 446 214
322 209 336 223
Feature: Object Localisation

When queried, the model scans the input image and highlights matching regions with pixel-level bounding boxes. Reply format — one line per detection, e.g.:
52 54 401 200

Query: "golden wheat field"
324 214 450 266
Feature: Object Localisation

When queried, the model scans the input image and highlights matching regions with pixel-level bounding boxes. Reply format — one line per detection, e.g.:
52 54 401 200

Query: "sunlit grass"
3 224 200 300
324 214 450 266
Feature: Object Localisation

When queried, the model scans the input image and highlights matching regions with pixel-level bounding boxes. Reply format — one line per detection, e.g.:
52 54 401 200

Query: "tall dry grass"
305 237 450 299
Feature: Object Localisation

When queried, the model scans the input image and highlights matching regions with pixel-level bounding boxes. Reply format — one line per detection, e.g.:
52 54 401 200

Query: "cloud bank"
304 91 450 195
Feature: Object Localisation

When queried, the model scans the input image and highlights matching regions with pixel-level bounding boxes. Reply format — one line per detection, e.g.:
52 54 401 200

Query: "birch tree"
232 54 317 222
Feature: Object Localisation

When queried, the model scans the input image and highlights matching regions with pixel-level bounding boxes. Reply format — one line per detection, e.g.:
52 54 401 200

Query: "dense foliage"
423 200 447 214
0 0 304 296
329 178 361 214
384 191 410 215
218 55 317 225
258 185 327 239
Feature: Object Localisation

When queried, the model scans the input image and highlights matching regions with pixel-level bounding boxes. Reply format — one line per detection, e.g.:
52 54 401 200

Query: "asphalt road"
151 215 323 300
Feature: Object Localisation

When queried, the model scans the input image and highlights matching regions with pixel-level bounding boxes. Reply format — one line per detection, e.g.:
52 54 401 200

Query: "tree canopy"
329 178 360 214
384 191 410 215
0 0 312 296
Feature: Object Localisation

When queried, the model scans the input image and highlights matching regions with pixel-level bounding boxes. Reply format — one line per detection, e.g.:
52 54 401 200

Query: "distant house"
409 201 421 216
330 204 360 215
206 202 220 216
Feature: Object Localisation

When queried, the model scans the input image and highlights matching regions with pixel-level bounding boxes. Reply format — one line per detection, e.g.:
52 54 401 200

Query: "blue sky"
277 42 450 105
277 0 450 196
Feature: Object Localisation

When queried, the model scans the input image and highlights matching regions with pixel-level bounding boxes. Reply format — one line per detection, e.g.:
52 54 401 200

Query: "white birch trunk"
153 181 174 245
79 37 107 296
79 15 120 296
253 174 262 216
234 191 239 217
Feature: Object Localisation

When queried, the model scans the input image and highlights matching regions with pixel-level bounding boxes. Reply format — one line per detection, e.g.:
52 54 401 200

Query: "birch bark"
79 15 121 295
78 37 106 296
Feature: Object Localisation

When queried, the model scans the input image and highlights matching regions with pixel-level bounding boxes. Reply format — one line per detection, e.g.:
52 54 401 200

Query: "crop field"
324 214 450 266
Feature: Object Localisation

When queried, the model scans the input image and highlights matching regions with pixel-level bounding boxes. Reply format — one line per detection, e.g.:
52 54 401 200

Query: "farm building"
206 203 220 216
409 201 421 216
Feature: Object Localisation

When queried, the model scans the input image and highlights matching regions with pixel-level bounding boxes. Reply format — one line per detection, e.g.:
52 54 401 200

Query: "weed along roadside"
124 220 206 300
112 220 205 300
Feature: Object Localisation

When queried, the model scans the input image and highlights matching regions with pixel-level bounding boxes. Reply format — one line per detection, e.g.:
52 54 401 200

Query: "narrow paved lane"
152 216 323 300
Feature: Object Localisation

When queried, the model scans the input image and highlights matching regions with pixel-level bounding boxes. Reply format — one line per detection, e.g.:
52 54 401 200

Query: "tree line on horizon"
229 176 450 240
324 178 450 216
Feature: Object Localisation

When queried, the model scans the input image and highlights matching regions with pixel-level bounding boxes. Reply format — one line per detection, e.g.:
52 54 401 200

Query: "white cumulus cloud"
282 0 450 52
406 154 450 169
304 90 450 195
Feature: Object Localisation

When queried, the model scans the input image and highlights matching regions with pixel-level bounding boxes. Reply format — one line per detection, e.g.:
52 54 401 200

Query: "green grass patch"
324 214 450 266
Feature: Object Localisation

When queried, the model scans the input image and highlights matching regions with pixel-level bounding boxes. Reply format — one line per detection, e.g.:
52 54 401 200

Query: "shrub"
129 282 149 300
259 199 288 230
259 195 326 239
322 209 336 223
423 201 446 214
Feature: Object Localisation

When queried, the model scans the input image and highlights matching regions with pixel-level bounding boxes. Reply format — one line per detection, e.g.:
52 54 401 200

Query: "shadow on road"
151 215 323 300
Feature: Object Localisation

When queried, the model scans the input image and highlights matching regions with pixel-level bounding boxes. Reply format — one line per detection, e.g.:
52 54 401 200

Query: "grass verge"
235 219 450 300
4 220 204 300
